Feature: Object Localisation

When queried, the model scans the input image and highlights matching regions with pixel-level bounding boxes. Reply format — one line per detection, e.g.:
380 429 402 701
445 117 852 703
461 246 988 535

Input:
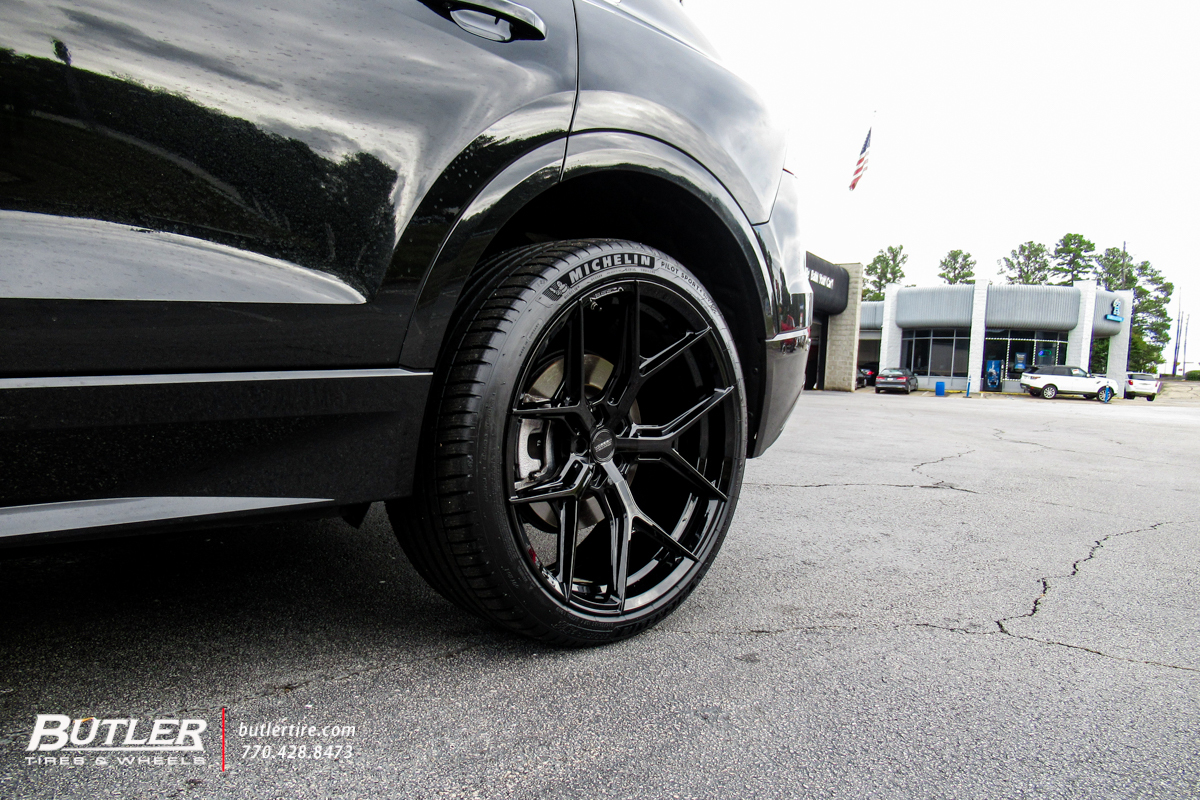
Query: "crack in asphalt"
911 449 976 492
911 449 974 476
915 623 1199 674
746 449 981 494
996 520 1181 632
991 428 1194 468
743 481 977 494
921 520 1198 673
671 624 867 637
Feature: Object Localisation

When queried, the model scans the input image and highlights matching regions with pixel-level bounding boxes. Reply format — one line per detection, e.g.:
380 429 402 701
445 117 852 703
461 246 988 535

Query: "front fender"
396 136 568 369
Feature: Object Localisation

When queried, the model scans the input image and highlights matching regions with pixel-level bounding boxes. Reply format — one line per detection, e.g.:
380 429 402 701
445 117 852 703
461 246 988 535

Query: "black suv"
0 0 811 644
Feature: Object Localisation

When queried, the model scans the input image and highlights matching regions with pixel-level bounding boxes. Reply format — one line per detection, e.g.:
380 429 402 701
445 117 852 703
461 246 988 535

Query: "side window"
1070 368 1086 377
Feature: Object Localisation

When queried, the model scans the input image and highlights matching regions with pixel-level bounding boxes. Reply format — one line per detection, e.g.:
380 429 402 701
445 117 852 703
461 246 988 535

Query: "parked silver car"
1125 373 1162 401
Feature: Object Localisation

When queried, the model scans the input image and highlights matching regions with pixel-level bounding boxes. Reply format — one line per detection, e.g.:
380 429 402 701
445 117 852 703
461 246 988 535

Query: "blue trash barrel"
935 381 946 396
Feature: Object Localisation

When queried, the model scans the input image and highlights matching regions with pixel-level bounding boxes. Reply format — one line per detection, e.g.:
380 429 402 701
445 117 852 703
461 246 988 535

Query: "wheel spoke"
634 514 699 563
511 307 595 431
511 405 574 420
604 282 642 409
557 496 579 600
563 306 587 407
509 455 592 504
657 450 728 502
600 459 698 586
589 490 629 610
660 386 733 437
616 386 733 454
640 326 711 382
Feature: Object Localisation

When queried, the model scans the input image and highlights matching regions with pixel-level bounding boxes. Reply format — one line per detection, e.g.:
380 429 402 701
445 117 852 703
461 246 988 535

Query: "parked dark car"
0 0 812 645
857 366 876 388
860 362 878 386
875 368 919 394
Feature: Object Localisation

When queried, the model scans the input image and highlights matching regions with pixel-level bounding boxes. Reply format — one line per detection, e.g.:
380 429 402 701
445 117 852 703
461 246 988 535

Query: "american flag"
849 128 871 191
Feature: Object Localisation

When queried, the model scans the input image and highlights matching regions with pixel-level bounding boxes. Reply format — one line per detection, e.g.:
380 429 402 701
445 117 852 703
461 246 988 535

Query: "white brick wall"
879 284 902 369
1066 279 1097 370
824 262 864 391
966 281 989 394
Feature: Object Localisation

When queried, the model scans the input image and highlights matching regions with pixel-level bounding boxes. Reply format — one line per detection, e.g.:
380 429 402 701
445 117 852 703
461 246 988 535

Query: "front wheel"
1098 386 1113 403
390 240 747 646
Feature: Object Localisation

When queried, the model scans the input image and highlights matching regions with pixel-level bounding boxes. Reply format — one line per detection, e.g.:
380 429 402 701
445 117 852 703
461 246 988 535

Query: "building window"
900 329 971 377
982 329 1068 382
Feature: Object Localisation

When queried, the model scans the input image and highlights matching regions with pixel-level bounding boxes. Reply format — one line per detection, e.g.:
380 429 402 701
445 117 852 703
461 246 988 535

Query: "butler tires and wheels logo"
24 714 208 767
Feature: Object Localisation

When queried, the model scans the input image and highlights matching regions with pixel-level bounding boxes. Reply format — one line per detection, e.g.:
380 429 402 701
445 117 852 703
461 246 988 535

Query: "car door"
1063 367 1091 394
0 0 577 513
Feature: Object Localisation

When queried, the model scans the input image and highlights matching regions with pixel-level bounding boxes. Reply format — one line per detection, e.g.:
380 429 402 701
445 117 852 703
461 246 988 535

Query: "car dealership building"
802 254 1135 394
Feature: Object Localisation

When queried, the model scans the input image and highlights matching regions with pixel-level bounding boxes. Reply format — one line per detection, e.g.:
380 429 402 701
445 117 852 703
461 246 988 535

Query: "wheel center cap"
590 428 616 463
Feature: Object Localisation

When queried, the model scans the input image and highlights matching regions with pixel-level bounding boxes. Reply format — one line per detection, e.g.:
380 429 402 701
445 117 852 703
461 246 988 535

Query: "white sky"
684 0 1199 371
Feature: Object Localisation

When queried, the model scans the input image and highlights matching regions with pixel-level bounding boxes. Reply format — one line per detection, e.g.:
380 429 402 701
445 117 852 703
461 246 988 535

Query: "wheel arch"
398 132 777 455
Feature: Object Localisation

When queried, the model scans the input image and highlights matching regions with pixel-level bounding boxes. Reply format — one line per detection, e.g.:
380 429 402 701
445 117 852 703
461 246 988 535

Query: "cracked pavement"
2 390 1198 799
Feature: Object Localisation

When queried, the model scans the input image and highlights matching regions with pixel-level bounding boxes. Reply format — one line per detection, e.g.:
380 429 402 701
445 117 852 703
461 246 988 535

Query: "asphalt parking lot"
2 387 1197 799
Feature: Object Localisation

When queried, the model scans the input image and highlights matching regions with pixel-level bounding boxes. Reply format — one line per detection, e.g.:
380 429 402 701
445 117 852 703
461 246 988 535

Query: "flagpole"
1172 296 1183 375
1183 313 1190 376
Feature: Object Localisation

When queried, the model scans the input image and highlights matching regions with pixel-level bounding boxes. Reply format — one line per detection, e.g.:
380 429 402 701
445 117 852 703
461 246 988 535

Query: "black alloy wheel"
390 240 747 645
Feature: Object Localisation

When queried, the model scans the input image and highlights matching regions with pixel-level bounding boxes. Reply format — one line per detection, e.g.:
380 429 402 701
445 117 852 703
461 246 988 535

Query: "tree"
937 249 976 284
1089 246 1174 372
1126 260 1173 372
1050 233 1096 285
863 245 907 301
1093 246 1135 291
997 241 1050 284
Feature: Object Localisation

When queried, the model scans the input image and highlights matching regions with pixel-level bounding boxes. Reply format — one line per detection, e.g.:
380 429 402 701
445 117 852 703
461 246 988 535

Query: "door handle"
446 0 547 42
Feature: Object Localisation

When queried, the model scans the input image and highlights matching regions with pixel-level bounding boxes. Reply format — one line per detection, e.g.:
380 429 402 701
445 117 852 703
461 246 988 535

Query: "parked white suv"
1020 366 1120 402
1125 372 1162 401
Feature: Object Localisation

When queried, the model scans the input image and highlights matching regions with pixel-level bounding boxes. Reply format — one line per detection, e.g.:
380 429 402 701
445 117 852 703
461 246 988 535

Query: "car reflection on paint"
874 368 918 394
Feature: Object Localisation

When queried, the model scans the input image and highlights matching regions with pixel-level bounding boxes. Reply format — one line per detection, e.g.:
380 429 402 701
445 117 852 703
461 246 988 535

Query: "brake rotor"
515 354 638 534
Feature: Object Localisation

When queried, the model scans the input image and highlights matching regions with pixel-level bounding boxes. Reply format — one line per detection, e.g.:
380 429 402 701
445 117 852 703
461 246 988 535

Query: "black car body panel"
750 171 809 455
570 0 786 225
0 0 810 541
1 0 578 375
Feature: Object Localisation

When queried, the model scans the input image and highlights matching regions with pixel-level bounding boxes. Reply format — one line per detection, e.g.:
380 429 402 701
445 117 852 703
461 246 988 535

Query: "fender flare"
561 131 777 343
398 130 781 370
396 137 568 369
